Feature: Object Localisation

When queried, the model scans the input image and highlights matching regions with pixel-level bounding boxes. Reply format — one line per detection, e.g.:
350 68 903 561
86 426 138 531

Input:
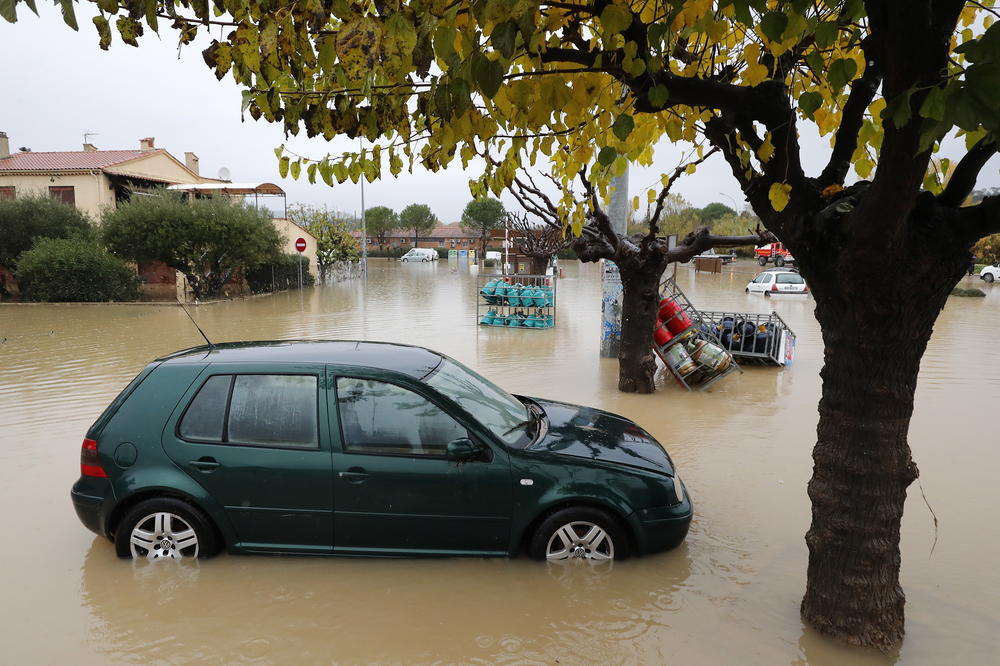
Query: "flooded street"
1 259 998 664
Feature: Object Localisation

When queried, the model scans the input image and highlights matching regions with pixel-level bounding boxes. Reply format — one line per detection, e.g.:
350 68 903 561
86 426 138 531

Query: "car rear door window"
179 374 319 449
228 375 318 448
776 273 804 284
336 377 466 457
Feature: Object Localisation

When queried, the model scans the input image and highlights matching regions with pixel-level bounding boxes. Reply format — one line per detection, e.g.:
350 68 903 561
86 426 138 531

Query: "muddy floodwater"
1 259 998 664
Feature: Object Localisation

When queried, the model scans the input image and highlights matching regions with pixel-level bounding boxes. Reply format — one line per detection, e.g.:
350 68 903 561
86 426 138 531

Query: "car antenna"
177 301 215 350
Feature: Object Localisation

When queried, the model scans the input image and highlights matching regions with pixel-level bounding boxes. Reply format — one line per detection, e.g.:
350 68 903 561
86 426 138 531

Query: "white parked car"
980 263 1000 283
746 269 808 295
400 248 438 262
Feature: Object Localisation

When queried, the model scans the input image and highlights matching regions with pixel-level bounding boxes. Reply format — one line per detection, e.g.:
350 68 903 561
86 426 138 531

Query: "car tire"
757 257 768 266
985 273 995 283
764 291 771 297
115 497 220 561
774 256 785 267
529 506 629 561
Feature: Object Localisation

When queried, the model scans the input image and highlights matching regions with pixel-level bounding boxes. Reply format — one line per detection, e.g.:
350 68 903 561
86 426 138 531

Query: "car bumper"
71 477 113 538
633 498 693 555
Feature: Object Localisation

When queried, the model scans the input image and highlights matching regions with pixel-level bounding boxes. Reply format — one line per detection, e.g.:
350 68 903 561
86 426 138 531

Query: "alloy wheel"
545 521 614 561
129 512 200 560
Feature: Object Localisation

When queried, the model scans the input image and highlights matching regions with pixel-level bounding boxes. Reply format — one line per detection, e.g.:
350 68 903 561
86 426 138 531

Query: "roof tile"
0 149 160 172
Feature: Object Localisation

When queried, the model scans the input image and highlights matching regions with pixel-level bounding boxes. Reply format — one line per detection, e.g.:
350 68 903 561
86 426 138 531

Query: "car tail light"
80 438 108 478
771 283 778 292
803 284 809 293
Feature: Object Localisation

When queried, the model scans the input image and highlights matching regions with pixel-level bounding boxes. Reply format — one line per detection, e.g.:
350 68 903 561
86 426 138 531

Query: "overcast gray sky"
3 5 998 224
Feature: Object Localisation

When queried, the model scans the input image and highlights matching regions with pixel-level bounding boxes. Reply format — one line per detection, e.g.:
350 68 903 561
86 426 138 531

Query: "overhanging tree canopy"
14 0 1000 651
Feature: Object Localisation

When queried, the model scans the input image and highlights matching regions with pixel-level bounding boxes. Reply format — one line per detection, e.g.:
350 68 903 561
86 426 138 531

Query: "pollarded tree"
26 0 1000 650
399 203 436 246
460 197 505 257
102 193 282 300
364 205 399 248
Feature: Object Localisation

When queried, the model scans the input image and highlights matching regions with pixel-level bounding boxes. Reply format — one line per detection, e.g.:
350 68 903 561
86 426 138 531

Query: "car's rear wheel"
530 507 628 561
985 273 995 283
115 498 219 561
757 256 768 266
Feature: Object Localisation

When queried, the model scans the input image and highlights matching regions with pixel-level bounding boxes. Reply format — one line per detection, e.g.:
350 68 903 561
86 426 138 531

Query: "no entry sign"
295 237 307 252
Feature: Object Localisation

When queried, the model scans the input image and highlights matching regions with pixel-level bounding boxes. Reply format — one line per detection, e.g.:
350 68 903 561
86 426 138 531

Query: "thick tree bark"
797 204 970 648
616 253 671 393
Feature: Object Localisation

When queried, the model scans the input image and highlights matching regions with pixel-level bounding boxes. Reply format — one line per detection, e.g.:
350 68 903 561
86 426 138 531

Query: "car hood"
523 398 674 476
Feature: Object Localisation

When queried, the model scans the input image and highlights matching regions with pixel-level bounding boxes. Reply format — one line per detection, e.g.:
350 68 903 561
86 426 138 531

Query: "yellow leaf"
632 195 640 210
769 182 792 212
685 163 697 175
855 158 874 179
647 189 656 203
757 133 775 163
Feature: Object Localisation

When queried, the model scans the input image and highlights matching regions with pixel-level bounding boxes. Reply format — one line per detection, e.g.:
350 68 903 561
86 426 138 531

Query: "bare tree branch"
938 137 999 207
820 41 882 187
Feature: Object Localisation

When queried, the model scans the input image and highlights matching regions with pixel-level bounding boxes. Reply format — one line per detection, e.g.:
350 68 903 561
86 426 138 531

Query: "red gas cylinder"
653 323 673 346
658 298 691 334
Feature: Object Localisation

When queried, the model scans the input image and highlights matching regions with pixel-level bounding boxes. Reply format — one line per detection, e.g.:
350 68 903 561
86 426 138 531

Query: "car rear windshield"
776 273 804 284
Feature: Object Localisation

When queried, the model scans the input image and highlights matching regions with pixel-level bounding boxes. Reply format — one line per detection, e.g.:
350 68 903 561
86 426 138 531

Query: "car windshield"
424 358 530 446
776 273 804 284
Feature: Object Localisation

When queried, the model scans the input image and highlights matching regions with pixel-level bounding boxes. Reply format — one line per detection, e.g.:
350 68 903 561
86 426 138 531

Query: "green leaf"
798 91 823 119
0 0 17 23
918 86 946 121
599 5 632 35
828 58 858 91
760 12 788 43
882 89 914 129
471 54 503 99
814 21 838 49
648 22 668 48
317 35 337 74
612 114 634 142
647 84 669 108
306 162 318 184
92 15 112 50
60 0 78 31
290 160 301 180
278 156 290 179
451 78 472 117
96 0 117 13
492 20 517 60
597 146 617 166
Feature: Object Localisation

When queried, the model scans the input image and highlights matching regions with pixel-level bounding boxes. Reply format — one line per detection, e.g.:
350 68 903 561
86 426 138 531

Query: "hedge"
16 238 139 302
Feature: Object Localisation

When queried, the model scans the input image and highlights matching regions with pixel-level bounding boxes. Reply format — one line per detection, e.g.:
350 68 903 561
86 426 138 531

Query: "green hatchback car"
72 341 691 561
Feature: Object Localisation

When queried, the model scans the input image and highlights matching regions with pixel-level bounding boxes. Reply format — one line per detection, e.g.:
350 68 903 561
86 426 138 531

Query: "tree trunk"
799 219 969 648
617 256 669 393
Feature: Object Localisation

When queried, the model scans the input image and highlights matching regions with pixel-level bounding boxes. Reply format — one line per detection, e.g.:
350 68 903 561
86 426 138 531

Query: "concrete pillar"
600 170 628 358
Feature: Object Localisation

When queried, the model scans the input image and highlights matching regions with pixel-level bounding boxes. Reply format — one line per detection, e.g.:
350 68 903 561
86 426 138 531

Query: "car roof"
155 340 444 378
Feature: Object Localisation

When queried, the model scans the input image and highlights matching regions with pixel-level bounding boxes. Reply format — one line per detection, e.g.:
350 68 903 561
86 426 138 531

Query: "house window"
0 186 14 200
49 186 75 206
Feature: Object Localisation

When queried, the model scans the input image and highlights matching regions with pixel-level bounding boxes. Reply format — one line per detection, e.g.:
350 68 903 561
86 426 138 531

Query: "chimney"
83 143 98 152
184 151 200 176
139 137 155 151
0 132 9 159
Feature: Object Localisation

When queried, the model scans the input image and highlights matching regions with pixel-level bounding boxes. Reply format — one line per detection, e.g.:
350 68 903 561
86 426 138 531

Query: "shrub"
0 195 92 268
973 233 1000 264
246 254 316 293
484 258 497 267
16 238 138 302
435 247 449 259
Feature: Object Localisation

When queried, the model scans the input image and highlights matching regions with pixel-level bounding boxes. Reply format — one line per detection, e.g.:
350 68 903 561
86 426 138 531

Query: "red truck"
754 242 794 267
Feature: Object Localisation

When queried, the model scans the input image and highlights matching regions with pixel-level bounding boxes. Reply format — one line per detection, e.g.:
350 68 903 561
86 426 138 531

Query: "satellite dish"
217 167 231 181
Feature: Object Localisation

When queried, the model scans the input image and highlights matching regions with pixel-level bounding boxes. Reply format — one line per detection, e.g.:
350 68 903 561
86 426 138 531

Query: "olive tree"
102 193 282 300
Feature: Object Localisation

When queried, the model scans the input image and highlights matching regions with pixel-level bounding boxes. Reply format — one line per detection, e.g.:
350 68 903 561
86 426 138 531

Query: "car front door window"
336 377 466 457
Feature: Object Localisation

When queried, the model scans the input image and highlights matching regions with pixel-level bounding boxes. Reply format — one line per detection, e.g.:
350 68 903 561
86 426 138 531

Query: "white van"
400 248 438 262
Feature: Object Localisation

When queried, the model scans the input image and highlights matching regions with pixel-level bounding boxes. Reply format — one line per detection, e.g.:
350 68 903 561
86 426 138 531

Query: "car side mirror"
446 437 483 461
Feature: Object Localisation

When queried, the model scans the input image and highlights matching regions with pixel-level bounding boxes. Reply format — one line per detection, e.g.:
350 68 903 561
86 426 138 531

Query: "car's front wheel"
115 498 219 560
985 273 995 283
530 506 628 561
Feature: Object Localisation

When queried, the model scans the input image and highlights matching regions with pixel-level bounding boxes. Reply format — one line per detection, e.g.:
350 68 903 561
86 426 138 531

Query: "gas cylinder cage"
477 274 558 330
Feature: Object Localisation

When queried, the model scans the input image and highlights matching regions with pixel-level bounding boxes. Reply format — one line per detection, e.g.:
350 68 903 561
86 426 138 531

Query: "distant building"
0 132 219 218
354 225 501 251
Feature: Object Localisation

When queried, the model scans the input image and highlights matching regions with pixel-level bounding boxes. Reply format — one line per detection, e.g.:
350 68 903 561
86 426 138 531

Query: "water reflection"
80 537 693 664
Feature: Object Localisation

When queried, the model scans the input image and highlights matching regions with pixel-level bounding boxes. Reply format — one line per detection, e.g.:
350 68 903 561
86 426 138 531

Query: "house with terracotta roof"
0 132 218 218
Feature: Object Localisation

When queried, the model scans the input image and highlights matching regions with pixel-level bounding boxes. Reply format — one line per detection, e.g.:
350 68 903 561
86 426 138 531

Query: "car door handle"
189 457 221 471
338 468 368 483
